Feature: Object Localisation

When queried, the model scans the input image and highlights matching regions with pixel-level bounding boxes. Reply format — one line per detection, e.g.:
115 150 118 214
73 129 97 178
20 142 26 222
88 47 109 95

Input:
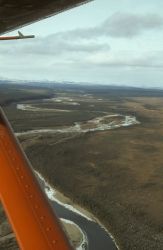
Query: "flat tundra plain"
1 84 163 249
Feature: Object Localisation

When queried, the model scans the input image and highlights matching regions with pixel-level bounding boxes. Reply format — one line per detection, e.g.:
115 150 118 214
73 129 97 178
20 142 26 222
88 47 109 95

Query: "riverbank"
61 219 84 249
2 84 163 250
35 171 119 250
35 171 94 221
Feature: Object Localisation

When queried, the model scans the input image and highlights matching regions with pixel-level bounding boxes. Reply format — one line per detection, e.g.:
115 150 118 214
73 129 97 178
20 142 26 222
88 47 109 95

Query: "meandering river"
16 99 140 250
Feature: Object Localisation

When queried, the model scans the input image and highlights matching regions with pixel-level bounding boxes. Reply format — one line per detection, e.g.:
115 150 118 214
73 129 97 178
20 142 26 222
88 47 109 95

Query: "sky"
1 0 163 87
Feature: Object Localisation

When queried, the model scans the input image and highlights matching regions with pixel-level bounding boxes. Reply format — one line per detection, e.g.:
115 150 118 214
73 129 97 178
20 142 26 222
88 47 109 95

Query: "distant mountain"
1 78 163 97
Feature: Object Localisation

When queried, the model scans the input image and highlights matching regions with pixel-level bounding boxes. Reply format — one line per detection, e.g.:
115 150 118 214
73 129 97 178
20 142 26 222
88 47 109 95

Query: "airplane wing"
0 0 92 35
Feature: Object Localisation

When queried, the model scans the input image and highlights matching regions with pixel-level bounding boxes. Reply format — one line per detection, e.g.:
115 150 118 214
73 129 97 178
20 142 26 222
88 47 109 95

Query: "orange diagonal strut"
0 107 72 250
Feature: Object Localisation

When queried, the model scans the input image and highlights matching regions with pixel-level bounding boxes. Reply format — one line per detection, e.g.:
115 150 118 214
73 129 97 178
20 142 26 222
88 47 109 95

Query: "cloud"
0 12 162 59
21 37 110 55
0 33 110 57
83 50 163 69
101 12 163 38
0 12 163 84
55 12 163 39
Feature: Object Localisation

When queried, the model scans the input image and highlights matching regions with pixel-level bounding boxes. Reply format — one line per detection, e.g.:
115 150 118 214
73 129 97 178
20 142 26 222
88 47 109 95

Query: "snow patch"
17 103 70 113
43 96 80 106
16 112 140 137
35 171 93 222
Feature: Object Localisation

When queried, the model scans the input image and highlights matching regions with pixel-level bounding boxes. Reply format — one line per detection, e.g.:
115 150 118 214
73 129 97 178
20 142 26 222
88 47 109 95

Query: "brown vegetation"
1 84 163 249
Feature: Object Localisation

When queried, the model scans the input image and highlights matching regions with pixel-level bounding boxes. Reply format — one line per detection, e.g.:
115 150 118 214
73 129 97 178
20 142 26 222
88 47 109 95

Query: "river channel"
16 99 140 250
37 172 118 250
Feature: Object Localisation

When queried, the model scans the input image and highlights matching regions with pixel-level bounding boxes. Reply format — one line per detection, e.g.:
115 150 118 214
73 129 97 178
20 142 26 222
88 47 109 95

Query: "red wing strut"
0 107 72 250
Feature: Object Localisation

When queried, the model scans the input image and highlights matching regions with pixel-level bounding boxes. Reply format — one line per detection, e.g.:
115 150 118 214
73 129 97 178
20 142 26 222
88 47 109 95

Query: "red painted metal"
0 35 34 40
0 107 73 250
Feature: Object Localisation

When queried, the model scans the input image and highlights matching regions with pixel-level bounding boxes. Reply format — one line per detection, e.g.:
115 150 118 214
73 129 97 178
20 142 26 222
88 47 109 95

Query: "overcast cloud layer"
1 0 163 87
